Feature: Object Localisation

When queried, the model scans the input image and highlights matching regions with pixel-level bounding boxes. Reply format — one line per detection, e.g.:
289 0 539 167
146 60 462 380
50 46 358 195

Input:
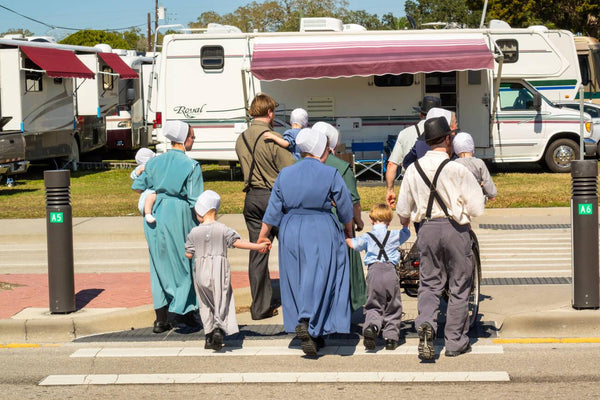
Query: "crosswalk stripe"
70 345 504 358
39 371 511 385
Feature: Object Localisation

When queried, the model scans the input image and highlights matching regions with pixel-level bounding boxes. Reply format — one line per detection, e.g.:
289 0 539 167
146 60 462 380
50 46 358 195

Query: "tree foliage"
404 0 481 28
60 30 131 49
0 28 35 38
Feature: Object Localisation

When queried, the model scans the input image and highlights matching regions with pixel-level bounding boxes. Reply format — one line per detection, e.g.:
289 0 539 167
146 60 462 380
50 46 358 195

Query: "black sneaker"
314 336 325 350
295 320 317 357
445 343 472 357
363 325 379 350
211 328 224 350
385 339 398 351
417 322 436 360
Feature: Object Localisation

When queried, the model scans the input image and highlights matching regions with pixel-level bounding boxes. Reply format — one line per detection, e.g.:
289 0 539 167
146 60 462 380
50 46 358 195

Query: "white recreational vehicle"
575 36 600 105
153 19 592 172
105 51 157 150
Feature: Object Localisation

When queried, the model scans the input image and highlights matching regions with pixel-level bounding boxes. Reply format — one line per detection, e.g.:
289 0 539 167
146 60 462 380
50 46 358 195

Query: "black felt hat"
413 96 442 114
424 116 453 142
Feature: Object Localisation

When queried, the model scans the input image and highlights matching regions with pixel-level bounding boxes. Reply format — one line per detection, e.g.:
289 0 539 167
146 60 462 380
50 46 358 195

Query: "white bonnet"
194 190 221 216
453 131 475 155
296 128 327 157
312 121 339 150
135 147 155 165
426 107 452 126
164 120 190 144
290 108 308 128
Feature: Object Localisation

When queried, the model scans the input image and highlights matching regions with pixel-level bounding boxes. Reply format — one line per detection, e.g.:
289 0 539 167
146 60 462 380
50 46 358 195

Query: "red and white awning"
20 45 95 79
98 52 139 79
250 33 494 81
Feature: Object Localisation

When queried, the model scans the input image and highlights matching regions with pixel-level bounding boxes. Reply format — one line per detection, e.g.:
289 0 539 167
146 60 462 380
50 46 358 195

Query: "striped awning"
250 33 494 81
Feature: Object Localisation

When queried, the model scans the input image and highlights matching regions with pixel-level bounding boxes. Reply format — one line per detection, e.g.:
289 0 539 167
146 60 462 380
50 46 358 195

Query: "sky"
0 1 407 39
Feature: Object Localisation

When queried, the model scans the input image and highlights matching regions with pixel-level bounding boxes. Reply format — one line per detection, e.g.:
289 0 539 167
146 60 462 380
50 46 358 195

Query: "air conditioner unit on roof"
300 18 343 32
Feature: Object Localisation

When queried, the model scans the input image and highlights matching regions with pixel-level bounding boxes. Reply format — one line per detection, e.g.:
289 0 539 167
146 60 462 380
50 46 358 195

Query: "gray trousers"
243 188 278 319
414 218 473 352
363 262 403 341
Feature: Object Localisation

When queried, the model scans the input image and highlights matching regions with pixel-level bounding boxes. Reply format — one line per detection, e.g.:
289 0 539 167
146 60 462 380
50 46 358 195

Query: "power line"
0 3 147 32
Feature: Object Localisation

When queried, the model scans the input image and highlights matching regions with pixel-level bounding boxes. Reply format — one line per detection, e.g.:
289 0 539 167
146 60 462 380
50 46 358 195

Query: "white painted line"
40 371 510 385
484 269 571 275
70 345 503 358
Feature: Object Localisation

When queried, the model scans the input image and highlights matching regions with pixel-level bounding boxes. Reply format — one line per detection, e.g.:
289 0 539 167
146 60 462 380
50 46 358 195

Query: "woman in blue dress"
132 120 204 333
258 128 354 356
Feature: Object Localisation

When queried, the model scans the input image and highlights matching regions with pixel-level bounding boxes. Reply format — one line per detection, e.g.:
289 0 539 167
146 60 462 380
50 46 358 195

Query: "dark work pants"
363 262 403 341
243 188 278 320
415 218 472 353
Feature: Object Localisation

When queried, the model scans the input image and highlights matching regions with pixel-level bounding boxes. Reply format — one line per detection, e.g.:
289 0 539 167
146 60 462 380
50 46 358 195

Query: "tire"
544 138 579 173
468 230 481 329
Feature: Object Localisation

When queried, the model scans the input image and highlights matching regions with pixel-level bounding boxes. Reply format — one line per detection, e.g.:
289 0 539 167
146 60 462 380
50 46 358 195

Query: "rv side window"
499 83 535 110
495 39 518 63
102 66 114 90
24 59 43 92
373 74 413 87
201 46 224 70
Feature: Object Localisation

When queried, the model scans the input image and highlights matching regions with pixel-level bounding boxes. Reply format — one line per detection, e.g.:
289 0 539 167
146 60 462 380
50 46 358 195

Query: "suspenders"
414 159 451 220
241 129 271 192
366 231 391 263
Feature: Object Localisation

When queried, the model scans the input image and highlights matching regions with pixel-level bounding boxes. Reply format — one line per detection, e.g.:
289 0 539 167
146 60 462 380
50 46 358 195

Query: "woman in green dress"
313 122 367 311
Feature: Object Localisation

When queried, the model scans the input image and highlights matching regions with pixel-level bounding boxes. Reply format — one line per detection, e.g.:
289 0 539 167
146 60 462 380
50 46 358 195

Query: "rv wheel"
544 138 579 173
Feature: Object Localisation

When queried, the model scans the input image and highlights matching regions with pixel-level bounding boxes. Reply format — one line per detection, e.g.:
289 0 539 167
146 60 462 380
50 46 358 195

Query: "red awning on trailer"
250 34 494 81
20 45 95 79
98 52 139 79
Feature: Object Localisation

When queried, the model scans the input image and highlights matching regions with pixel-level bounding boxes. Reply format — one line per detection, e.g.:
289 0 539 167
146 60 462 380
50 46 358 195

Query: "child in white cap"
185 190 269 350
130 147 158 223
263 108 308 160
452 131 497 200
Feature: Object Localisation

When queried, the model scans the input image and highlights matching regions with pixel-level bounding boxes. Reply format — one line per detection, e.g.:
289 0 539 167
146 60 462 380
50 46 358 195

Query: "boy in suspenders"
346 204 410 351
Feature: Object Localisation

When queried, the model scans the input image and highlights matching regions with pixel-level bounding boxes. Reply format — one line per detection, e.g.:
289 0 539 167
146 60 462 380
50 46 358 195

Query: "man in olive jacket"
235 93 294 320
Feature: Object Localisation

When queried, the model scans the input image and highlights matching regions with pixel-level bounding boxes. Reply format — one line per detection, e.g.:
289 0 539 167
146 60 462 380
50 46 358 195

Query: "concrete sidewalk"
1 208 600 344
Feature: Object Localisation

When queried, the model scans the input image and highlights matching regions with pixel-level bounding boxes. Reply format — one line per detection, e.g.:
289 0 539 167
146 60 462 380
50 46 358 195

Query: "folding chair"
351 141 385 181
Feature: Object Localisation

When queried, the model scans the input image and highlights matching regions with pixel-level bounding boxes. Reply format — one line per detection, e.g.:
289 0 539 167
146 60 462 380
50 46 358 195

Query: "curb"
499 309 600 338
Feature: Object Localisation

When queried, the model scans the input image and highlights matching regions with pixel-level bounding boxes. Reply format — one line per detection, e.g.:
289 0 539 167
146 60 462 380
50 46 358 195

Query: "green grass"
0 162 592 219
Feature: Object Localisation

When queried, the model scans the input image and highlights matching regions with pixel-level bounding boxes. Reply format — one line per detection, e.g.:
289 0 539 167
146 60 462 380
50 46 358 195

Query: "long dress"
263 157 354 337
185 221 239 335
325 153 367 312
132 149 204 315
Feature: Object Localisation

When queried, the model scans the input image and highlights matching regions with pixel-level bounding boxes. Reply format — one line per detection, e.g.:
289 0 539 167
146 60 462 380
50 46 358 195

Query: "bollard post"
571 160 599 309
44 170 75 314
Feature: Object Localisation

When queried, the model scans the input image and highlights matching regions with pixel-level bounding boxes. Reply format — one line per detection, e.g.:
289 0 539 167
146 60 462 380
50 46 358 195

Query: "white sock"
145 214 156 224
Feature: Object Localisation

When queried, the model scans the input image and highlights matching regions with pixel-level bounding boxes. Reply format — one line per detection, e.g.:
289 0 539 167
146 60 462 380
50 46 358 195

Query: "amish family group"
131 93 494 360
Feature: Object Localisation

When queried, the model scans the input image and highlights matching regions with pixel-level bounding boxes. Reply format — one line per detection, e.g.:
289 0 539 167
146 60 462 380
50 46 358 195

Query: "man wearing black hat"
396 116 485 360
386 96 441 208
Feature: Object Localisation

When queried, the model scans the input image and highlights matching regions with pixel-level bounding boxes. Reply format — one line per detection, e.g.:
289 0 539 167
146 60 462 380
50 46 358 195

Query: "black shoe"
204 332 214 350
295 320 317 357
417 322 436 360
445 343 472 357
211 328 225 350
252 307 279 320
314 336 325 350
152 320 172 334
385 339 398 351
363 325 379 350
179 310 202 328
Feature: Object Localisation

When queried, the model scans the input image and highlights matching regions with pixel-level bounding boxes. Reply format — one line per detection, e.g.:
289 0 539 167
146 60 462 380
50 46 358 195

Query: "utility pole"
147 12 152 52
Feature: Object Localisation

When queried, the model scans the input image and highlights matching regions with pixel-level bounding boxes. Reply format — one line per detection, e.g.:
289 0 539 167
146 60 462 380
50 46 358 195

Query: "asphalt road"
2 340 600 399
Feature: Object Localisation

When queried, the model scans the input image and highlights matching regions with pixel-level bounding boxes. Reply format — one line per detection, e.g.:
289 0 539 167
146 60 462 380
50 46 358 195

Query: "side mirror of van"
533 93 542 112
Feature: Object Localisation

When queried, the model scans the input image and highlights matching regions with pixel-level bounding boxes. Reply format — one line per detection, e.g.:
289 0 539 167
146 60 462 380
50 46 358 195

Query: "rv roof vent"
28 36 56 43
206 23 242 34
488 19 511 29
529 25 549 33
95 43 113 53
343 24 367 32
300 18 343 32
